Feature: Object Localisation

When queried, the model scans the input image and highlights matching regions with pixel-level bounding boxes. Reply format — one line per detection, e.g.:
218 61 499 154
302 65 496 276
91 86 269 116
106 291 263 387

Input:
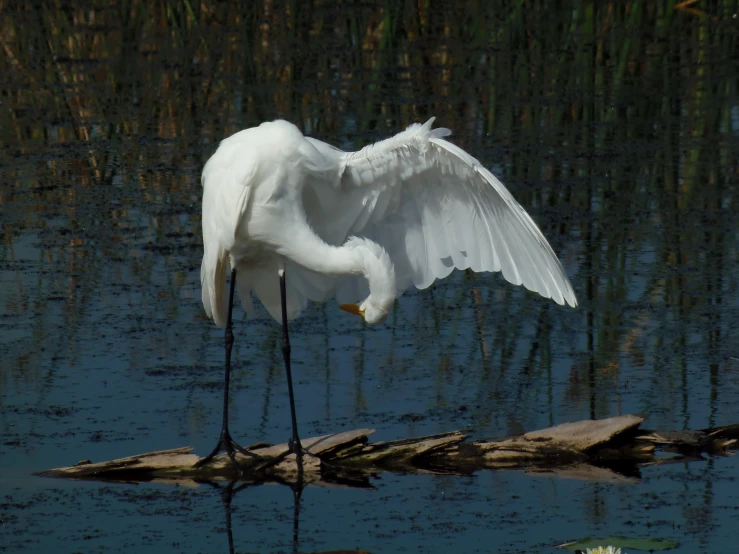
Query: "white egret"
196 118 577 470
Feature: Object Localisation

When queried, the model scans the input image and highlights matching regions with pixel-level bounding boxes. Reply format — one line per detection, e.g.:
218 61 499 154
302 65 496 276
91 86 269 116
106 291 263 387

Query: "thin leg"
279 269 302 462
195 268 255 473
251 269 325 474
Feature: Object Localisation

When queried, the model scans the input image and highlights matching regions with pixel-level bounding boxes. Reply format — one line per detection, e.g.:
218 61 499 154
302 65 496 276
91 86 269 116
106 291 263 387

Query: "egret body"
197 118 577 470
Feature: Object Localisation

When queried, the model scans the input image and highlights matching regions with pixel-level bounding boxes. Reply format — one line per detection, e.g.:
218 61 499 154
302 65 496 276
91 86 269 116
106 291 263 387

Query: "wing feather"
303 118 577 307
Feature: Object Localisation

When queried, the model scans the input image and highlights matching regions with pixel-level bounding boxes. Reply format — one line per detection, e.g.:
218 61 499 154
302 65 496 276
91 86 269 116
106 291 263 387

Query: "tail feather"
201 247 230 328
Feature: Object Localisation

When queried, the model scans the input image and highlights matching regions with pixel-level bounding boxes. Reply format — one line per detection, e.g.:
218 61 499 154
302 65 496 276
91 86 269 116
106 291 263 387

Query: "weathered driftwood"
37 415 737 486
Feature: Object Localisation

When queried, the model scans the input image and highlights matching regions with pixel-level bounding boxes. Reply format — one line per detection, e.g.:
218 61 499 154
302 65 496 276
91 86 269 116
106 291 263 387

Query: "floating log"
36 415 737 486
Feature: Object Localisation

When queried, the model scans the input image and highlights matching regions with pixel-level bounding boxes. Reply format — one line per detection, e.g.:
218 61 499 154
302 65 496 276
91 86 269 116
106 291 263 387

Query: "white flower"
585 547 622 554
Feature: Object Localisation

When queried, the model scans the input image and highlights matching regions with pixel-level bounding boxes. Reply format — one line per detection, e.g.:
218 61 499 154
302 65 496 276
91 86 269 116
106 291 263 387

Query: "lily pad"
558 536 679 552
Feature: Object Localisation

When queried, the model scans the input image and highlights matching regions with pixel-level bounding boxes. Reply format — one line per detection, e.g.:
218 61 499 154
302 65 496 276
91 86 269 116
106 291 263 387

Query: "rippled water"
1 2 738 552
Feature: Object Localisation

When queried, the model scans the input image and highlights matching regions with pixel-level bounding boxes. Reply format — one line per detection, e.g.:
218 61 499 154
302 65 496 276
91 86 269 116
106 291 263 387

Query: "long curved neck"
276 230 396 320
343 236 397 317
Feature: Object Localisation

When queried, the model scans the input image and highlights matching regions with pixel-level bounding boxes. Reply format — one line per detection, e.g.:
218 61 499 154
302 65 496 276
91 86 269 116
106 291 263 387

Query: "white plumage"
200 118 577 328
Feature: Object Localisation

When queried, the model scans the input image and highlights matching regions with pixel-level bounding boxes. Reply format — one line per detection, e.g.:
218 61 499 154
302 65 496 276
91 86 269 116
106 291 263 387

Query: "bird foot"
290 437 326 466
252 436 327 474
194 429 259 475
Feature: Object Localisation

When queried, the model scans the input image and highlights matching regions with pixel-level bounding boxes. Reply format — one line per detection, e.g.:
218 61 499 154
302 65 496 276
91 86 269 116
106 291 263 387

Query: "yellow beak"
340 303 365 318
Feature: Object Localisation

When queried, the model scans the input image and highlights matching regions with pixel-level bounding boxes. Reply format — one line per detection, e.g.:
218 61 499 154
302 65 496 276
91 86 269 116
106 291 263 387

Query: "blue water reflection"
2 1 739 552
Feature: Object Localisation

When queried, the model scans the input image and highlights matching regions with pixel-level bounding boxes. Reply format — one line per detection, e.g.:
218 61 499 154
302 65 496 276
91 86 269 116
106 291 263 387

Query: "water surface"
1 2 738 552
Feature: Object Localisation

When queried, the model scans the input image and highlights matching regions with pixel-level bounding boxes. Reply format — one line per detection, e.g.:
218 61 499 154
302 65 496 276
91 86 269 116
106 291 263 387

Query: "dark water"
1 2 738 552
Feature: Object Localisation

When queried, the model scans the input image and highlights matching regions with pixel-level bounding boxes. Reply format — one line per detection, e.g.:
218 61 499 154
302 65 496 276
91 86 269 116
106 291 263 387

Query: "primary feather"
201 118 577 327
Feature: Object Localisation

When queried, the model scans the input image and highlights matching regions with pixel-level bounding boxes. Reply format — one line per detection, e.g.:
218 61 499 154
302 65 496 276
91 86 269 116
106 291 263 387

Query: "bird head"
340 299 389 325
339 237 396 325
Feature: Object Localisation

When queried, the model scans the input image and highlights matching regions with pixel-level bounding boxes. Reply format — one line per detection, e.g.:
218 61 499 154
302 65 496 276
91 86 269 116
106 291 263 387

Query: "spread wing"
302 118 577 307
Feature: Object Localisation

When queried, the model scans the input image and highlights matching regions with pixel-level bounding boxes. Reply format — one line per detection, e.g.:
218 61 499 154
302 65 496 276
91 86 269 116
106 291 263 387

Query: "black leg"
279 269 303 463
251 269 325 474
281 268 306 550
195 268 255 473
